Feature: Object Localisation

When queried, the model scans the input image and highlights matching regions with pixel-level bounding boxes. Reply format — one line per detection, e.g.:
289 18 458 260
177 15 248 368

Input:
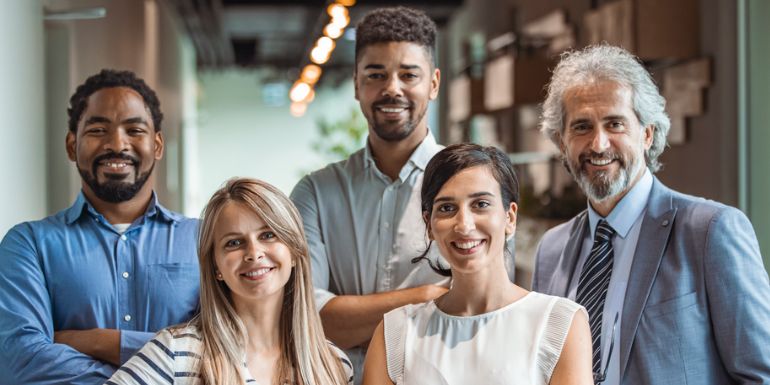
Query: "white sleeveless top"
383 292 585 385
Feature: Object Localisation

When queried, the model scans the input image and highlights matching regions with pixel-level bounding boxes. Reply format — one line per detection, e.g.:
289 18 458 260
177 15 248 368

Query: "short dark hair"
67 69 163 133
354 6 437 65
413 143 520 276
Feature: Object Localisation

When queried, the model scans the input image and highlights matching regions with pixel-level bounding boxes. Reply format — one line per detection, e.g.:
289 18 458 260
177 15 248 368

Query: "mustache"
94 152 139 165
578 151 623 163
373 97 412 109
91 152 140 175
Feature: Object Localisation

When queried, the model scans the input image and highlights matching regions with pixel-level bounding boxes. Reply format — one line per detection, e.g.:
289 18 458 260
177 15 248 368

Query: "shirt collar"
363 130 441 180
587 168 653 239
65 191 182 225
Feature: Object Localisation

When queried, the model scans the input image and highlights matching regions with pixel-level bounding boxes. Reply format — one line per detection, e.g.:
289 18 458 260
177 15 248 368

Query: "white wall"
194 70 361 215
0 0 46 237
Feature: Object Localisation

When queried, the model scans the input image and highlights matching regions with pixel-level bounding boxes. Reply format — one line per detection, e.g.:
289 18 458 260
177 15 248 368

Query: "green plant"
312 107 368 162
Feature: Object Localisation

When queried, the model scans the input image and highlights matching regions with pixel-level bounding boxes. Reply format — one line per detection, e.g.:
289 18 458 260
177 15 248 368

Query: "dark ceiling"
166 0 465 73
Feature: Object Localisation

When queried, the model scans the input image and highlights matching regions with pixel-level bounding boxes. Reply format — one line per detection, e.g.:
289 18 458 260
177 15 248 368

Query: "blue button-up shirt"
0 192 199 385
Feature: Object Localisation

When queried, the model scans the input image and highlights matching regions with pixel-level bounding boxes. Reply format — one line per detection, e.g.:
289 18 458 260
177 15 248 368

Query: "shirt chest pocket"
144 263 200 326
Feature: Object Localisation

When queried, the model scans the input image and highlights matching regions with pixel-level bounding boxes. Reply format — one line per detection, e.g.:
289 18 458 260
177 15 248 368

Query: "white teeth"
243 268 272 277
379 107 405 113
455 240 482 250
589 158 612 166
105 162 129 168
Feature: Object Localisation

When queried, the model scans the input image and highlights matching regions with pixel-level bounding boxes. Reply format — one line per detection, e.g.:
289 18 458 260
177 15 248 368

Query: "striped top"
106 324 354 385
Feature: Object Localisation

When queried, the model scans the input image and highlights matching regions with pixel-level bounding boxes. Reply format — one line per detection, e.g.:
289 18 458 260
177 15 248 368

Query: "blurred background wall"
1 0 767 283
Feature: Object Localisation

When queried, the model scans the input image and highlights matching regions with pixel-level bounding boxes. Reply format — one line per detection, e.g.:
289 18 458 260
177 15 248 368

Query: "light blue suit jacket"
533 177 770 384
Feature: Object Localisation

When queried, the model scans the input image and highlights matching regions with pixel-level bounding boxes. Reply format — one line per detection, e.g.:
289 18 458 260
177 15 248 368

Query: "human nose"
243 240 265 262
453 207 475 234
590 127 611 153
103 129 129 153
382 75 404 98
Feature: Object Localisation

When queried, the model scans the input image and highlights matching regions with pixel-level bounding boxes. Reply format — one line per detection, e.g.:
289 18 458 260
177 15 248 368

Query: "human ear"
65 131 77 162
423 212 434 241
429 68 441 100
504 202 518 238
643 124 654 150
154 131 165 160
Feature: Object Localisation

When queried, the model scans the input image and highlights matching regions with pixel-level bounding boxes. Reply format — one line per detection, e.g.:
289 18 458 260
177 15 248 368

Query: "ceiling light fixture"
289 1 356 118
44 7 106 21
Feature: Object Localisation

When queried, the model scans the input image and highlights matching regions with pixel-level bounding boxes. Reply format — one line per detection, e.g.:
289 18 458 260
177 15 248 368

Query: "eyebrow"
84 116 149 125
433 191 495 204
602 115 628 122
84 116 111 125
363 64 423 71
123 117 149 125
218 225 271 239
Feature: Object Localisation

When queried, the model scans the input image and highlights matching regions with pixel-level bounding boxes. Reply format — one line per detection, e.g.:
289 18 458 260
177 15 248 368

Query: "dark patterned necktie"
576 219 616 374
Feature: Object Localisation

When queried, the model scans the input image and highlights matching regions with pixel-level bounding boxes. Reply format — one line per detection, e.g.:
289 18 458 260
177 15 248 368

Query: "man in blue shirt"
0 69 200 384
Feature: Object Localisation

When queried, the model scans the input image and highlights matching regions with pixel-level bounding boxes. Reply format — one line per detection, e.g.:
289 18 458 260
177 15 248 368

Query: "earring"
215 271 223 280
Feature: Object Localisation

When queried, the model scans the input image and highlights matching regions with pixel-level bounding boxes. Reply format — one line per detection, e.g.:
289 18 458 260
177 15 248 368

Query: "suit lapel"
619 179 677 380
547 211 589 296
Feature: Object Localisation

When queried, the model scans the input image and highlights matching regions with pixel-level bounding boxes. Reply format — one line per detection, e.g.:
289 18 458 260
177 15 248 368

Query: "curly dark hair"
355 6 437 65
67 69 163 133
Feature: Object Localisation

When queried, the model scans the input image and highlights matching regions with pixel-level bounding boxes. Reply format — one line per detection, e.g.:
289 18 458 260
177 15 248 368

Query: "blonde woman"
107 178 352 385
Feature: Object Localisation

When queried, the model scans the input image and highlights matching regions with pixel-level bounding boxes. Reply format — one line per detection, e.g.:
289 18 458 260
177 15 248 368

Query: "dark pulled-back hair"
67 69 163 133
413 143 520 276
354 6 437 65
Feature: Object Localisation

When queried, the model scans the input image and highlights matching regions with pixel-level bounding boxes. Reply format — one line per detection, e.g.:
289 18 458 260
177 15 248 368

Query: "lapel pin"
662 219 670 227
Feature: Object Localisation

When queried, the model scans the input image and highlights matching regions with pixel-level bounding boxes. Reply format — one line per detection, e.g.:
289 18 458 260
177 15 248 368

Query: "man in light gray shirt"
290 7 450 382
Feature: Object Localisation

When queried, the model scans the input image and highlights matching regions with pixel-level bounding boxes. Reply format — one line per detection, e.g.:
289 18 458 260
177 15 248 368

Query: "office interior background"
1 0 768 286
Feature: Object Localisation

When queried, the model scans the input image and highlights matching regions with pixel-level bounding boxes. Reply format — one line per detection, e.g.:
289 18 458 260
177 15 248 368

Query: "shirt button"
384 222 390 228
120 234 127 241
124 314 132 322
122 272 129 279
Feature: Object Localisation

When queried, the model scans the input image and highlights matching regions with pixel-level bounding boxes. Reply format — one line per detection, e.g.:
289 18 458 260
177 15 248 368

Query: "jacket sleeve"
704 207 770 383
0 225 116 384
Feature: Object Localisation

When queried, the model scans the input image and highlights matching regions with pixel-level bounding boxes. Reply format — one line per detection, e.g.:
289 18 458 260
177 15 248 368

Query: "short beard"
78 156 154 203
369 98 423 142
566 151 644 203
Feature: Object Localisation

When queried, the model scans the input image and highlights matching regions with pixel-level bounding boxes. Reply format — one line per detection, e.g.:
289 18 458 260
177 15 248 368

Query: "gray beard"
573 156 644 203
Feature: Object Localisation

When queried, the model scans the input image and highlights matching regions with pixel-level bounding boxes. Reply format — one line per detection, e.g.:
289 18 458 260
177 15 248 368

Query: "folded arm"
0 226 117 384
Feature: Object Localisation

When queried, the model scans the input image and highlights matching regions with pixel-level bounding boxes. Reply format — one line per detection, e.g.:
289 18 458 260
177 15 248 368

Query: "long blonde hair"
193 178 347 385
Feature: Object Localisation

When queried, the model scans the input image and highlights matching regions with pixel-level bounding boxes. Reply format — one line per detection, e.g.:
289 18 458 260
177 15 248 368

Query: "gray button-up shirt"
290 132 450 379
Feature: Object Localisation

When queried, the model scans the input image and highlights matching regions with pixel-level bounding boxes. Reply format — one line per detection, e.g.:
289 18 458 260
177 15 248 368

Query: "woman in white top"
363 144 592 385
108 178 352 385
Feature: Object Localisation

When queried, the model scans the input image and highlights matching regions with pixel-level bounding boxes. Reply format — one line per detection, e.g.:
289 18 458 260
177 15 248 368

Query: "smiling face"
354 41 440 143
427 166 516 275
560 80 653 207
66 86 163 203
212 202 294 309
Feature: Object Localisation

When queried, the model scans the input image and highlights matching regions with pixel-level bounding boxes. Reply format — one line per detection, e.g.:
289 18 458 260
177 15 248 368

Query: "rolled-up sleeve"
0 225 116 385
291 175 337 311
119 330 154 364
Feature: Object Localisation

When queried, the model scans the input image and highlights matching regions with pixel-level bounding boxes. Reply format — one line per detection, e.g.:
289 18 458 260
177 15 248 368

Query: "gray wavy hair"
540 44 671 172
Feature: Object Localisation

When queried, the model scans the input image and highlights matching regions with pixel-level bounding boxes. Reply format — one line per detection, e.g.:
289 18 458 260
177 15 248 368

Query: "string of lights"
289 0 356 117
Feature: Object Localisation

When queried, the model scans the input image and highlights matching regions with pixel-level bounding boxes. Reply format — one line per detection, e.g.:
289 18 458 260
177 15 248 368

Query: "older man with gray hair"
533 44 770 385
